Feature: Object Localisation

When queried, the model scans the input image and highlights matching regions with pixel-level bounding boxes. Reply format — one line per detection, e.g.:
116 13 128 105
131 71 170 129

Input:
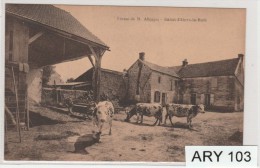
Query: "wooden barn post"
89 46 102 102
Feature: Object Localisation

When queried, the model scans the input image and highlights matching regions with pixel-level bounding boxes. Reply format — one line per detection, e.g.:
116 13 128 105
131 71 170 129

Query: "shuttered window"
158 76 161 83
154 91 161 103
170 80 173 91
200 94 205 104
210 94 214 105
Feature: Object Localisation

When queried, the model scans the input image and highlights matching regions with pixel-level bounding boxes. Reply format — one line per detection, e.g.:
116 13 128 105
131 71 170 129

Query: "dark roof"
6 4 108 48
74 67 122 82
52 82 86 86
141 60 180 78
172 58 240 78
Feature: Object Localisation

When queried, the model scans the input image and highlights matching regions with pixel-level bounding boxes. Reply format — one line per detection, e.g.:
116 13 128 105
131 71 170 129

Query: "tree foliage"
66 78 74 83
42 65 55 86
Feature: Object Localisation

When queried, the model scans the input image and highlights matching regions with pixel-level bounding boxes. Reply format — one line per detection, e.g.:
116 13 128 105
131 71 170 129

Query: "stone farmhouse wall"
180 76 243 111
150 71 179 104
127 60 152 103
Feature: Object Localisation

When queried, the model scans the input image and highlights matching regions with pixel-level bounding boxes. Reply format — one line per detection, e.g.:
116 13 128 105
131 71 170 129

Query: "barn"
5 4 109 129
74 67 127 101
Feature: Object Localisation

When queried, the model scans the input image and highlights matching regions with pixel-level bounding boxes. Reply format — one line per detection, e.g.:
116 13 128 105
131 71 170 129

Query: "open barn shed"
5 4 109 130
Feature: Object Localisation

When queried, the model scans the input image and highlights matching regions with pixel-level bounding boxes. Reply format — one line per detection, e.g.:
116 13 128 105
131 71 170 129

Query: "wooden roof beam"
88 55 95 67
29 31 44 45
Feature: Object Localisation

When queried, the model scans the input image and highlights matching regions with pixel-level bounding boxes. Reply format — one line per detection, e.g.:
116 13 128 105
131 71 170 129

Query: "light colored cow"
92 101 114 135
124 103 163 126
165 103 205 128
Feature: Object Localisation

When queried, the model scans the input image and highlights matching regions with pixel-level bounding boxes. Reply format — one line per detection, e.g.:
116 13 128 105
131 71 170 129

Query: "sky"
53 5 246 81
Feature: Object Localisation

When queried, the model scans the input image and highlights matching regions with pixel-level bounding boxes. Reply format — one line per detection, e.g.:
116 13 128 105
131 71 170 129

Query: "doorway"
190 93 196 105
162 93 167 106
205 94 211 109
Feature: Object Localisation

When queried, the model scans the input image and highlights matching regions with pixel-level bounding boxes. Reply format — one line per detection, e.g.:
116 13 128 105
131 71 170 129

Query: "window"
158 76 161 83
154 91 161 103
170 80 173 91
175 80 178 88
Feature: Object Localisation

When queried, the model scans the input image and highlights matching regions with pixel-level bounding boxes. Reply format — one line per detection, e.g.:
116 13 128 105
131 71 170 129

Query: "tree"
42 65 55 86
66 78 74 83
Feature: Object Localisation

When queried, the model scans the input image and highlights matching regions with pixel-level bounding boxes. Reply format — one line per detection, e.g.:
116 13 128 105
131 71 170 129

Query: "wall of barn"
150 71 179 104
180 76 237 111
127 60 152 103
234 79 244 111
5 17 30 124
27 68 43 104
100 71 127 101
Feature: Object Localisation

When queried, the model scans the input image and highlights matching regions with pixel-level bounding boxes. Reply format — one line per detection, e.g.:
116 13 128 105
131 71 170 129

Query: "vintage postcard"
3 3 247 163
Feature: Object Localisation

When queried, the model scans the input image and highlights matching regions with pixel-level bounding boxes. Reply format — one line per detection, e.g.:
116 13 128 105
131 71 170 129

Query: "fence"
42 88 94 107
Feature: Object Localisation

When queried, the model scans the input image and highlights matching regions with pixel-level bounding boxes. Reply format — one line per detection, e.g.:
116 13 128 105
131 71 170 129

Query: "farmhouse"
172 55 244 111
127 52 180 105
5 4 109 129
127 52 244 111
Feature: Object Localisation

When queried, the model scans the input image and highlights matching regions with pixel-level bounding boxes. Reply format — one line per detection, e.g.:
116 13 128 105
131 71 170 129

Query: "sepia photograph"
4 4 245 162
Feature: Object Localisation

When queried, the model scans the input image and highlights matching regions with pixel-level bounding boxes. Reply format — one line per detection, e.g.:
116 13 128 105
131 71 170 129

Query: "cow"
92 101 114 135
165 103 205 129
64 97 74 115
124 103 163 126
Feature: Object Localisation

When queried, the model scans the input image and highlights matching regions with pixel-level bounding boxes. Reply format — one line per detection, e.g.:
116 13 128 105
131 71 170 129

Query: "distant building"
127 52 244 111
74 68 127 101
47 71 64 86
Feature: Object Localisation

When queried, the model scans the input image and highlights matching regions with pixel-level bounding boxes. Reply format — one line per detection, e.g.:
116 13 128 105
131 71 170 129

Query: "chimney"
238 54 244 61
182 59 188 67
139 52 145 61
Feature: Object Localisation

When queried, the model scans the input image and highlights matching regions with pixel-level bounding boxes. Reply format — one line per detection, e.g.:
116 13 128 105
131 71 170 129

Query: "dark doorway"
205 94 211 108
190 94 196 105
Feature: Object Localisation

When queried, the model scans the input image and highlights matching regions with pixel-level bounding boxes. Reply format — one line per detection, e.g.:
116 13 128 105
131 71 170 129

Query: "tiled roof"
74 67 122 82
141 60 180 78
172 58 240 78
6 4 108 48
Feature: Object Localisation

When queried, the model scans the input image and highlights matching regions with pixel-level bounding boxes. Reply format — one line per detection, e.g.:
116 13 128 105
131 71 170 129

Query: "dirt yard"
5 106 243 162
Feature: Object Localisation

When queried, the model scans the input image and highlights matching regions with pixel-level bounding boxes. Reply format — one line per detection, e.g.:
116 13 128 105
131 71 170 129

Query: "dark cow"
124 103 163 125
92 101 114 135
165 103 205 128
64 97 74 115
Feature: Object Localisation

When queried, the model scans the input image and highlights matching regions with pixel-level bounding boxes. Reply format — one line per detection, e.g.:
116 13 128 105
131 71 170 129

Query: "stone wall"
180 76 238 111
100 71 127 101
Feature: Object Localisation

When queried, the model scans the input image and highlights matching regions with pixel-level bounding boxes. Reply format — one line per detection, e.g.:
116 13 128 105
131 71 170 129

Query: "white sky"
53 5 246 81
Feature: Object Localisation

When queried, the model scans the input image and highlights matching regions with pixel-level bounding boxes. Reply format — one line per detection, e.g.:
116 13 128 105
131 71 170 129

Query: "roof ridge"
172 57 239 67
140 59 179 78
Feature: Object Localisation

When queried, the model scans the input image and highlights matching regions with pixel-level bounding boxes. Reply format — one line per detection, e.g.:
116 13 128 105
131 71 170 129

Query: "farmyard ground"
5 106 243 162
